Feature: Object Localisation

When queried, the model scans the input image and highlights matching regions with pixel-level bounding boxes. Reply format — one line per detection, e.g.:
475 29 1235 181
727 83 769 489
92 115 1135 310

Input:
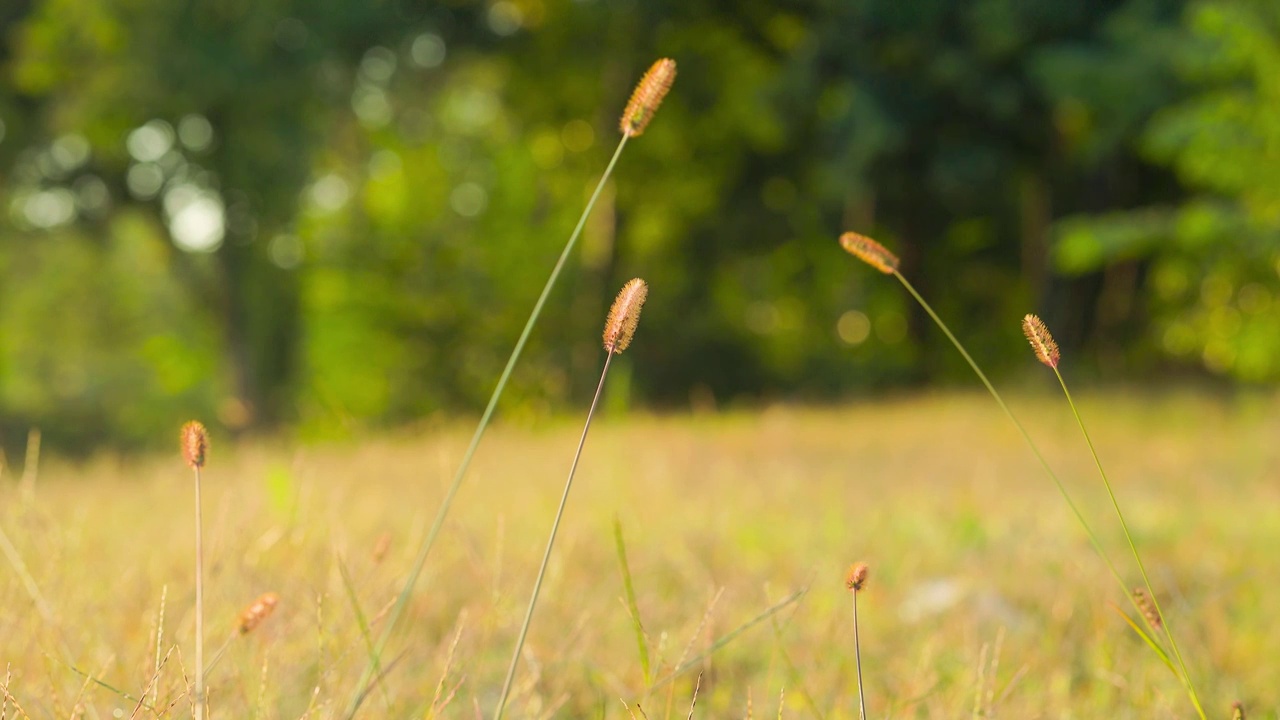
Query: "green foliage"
0 0 1276 449
1053 0 1280 381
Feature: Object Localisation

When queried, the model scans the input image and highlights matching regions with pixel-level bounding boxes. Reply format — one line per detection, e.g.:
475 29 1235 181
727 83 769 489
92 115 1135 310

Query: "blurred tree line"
0 0 1276 452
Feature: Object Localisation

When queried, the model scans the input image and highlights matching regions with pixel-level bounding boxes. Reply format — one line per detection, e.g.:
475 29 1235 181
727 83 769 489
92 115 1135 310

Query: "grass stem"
493 351 616 719
1052 370 1205 720
193 465 205 720
344 135 629 717
852 589 866 720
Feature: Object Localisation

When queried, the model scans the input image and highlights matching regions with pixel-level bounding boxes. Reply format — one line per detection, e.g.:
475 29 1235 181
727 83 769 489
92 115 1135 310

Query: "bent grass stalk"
1023 314 1205 719
836 232 1178 678
837 233 1124 587
492 279 649 720
180 421 209 720
344 59 676 717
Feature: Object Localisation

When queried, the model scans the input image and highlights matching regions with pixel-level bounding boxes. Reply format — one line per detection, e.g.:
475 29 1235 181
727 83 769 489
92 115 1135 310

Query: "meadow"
2 390 1276 718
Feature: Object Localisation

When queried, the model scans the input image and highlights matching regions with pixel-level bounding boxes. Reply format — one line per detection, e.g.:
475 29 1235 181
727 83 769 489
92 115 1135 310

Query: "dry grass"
1 390 1277 717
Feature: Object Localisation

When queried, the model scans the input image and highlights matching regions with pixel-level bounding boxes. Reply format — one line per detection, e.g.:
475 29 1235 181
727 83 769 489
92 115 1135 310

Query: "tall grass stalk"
836 232 1176 673
837 233 1129 591
344 59 675 717
180 421 209 720
1023 314 1205 719
845 563 869 720
492 278 649 720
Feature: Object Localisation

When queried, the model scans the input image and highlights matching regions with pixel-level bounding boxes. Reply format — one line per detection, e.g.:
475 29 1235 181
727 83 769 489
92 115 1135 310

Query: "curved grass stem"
1053 370 1205 720
891 273 1127 590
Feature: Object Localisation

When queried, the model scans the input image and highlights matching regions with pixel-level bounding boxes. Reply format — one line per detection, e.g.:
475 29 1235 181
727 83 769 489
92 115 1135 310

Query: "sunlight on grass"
0 391 1276 716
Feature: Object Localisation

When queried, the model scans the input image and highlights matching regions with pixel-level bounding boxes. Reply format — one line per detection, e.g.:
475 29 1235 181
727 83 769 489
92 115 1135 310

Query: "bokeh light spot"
837 310 871 345
410 33 446 68
127 120 175 163
450 182 487 217
561 119 595 152
311 174 351 211
178 115 214 152
487 1 523 35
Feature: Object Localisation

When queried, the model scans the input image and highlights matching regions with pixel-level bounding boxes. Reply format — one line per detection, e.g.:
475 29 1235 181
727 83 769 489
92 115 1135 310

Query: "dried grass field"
2 390 1277 718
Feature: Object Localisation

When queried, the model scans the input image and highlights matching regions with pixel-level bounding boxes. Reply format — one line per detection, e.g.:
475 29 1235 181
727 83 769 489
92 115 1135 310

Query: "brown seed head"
180 421 208 469
844 562 869 593
603 278 649 354
620 58 676 138
1132 588 1162 632
238 592 280 635
1232 701 1246 720
838 232 900 274
1022 314 1060 369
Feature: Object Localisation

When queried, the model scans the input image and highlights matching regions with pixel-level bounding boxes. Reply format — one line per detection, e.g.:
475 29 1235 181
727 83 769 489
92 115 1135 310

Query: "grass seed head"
1132 588 1162 631
603 278 649 354
181 421 209 469
1022 314 1060 369
620 58 676 138
1232 701 1245 720
838 232 900 274
238 592 280 635
845 562 869 593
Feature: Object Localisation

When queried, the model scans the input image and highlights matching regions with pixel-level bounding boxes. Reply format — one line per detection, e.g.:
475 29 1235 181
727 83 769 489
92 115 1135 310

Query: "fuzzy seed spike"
1022 314 1061 369
845 562 869 593
620 59 676 138
1132 588 1163 631
238 592 280 635
838 232 900 274
603 278 648 354
181 421 208 469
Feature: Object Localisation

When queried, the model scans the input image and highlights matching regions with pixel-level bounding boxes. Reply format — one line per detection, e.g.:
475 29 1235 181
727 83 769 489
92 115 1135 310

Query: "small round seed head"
844 562 869 592
1132 588 1162 631
838 232 900 274
620 58 676 138
1022 314 1060 369
603 278 649 354
180 421 208 469
238 592 280 635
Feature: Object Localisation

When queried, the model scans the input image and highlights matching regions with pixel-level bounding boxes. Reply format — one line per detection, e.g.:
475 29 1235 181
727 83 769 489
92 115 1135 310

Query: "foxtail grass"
844 563 869 720
837 232 1116 579
838 232 1202 712
180 420 209 720
492 278 649 720
345 58 676 717
1023 314 1205 719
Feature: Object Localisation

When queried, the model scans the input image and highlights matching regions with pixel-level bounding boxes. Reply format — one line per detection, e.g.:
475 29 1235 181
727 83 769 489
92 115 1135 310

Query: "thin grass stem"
193 465 205 720
891 272 1128 591
344 135 629 718
851 590 866 720
1052 370 1205 720
493 352 615 720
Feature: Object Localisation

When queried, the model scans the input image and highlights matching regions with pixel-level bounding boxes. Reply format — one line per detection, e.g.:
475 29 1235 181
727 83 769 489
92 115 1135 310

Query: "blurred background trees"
0 0 1275 452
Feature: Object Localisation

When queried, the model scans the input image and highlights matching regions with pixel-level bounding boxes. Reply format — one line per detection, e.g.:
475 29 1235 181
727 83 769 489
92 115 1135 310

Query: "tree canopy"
0 0 1275 451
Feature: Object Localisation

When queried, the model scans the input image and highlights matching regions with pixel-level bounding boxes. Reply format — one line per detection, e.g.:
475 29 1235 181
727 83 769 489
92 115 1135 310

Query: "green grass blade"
644 588 807 696
613 516 652 686
1107 602 1177 676
889 273 1135 599
1054 370 1205 720
344 135 630 718
337 553 392 710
